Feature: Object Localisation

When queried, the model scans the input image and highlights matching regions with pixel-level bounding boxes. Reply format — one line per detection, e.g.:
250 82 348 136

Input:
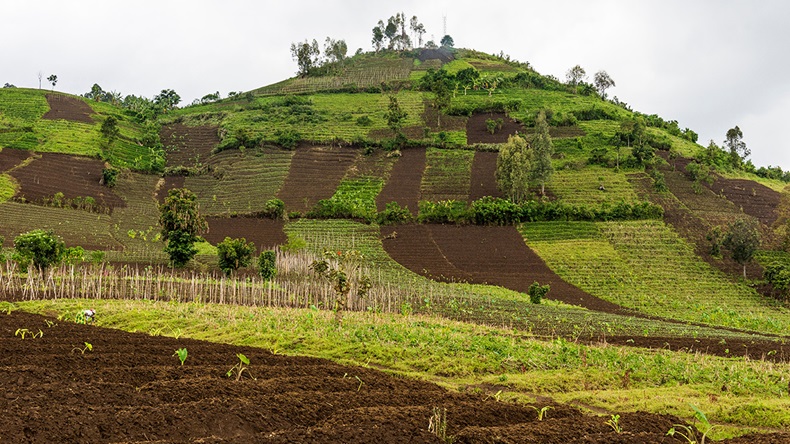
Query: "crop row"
420 148 474 202
550 165 642 206
520 220 790 334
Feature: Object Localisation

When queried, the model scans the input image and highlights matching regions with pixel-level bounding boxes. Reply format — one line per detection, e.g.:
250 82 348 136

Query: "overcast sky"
3 0 789 170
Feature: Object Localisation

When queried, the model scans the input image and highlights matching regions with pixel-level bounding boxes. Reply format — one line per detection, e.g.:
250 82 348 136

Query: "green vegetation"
159 188 208 267
12 229 65 270
0 174 16 202
217 237 255 276
421 148 475 201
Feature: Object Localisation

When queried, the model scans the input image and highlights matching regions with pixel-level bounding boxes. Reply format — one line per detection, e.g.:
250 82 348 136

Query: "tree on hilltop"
47 74 57 91
565 65 586 87
410 15 425 47
724 125 749 168
154 89 181 112
440 34 454 48
594 70 615 99
290 39 321 77
323 37 348 63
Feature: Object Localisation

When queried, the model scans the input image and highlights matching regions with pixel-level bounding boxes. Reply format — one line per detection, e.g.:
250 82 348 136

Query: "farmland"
2 44 790 442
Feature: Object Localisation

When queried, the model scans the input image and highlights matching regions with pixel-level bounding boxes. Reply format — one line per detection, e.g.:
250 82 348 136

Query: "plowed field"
376 147 427 215
468 151 501 201
160 124 220 168
42 94 94 124
204 217 287 252
466 112 524 144
0 148 32 172
5 310 785 443
9 152 125 211
276 145 358 213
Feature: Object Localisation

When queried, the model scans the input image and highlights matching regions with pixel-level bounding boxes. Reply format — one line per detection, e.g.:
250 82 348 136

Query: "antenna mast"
443 15 447 36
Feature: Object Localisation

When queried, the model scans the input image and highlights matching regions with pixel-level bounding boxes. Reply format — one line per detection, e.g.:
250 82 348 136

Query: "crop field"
277 146 358 213
0 201 121 250
520 220 790 334
0 174 16 203
184 147 294 215
104 171 166 263
550 165 642 205
420 148 475 202
376 147 426 213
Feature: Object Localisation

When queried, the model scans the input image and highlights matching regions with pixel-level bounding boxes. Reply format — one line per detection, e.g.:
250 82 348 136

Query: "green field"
421 147 475 201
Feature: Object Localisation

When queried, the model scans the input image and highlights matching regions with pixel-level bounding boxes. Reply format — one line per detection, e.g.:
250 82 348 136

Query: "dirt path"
376 147 427 215
42 94 94 124
5 310 783 443
276 145 358 214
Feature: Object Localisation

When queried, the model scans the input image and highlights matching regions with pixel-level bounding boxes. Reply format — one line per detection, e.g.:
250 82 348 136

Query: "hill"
1 46 790 440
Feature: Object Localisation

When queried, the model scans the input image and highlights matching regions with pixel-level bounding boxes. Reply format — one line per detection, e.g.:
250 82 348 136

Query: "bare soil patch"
468 151 502 201
711 177 781 226
6 310 776 443
204 217 287 252
382 224 627 314
417 48 454 63
423 102 468 132
10 152 125 211
156 176 185 204
160 123 220 168
0 148 33 172
276 145 358 214
42 94 94 124
466 112 525 144
376 147 427 215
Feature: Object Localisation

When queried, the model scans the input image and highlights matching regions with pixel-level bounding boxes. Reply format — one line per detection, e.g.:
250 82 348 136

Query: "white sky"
3 0 789 169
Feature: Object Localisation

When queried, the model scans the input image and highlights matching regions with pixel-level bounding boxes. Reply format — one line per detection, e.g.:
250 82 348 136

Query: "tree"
723 217 760 278
496 134 531 203
724 126 749 168
100 115 120 145
410 15 425 47
217 237 255 276
371 26 384 52
159 188 207 268
530 111 554 196
593 70 615 99
323 37 348 63
47 74 57 91
13 229 65 270
456 67 480 95
258 250 277 281
154 89 181 112
565 65 586 87
421 69 454 127
290 39 320 76
440 34 454 48
385 95 408 138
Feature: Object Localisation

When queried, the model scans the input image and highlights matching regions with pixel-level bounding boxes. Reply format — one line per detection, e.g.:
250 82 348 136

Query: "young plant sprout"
72 342 93 354
14 328 43 339
227 353 251 380
174 348 188 366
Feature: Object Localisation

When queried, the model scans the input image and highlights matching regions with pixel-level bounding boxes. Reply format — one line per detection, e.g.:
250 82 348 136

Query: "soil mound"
417 48 454 63
42 94 94 124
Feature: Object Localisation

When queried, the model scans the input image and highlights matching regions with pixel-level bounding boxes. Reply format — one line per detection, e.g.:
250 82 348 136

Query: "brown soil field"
711 177 781 226
276 145 358 214
160 123 220 168
156 176 186 204
204 217 287 252
0 148 33 172
9 152 125 211
42 94 94 124
382 224 626 314
376 147 427 215
467 112 524 144
548 126 587 138
7 310 784 444
423 102 468 132
468 151 502 201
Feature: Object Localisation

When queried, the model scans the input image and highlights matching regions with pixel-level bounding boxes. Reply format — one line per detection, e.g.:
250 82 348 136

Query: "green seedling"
72 342 93 354
174 348 188 366
530 405 552 421
342 373 365 391
226 353 251 380
15 328 43 339
667 404 718 444
606 414 622 434
44 320 55 328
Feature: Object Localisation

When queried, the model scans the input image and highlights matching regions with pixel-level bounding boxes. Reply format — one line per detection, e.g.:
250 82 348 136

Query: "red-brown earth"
466 112 525 144
4 310 788 443
0 148 33 172
468 150 502 201
9 152 125 211
42 94 94 124
276 145 358 214
376 147 427 215
203 217 287 252
160 124 220 168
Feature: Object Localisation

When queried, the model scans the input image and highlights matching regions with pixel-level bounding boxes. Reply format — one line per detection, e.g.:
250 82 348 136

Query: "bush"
13 229 66 270
258 250 277 281
376 202 414 225
528 282 550 304
217 237 255 276
274 129 301 149
261 198 285 219
101 168 119 187
417 200 471 224
356 115 373 126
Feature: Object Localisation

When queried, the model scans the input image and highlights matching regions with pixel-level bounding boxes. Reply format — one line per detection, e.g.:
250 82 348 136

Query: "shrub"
528 282 550 304
274 129 301 149
217 237 255 276
13 229 66 270
417 200 470 224
258 250 277 281
261 198 285 219
101 168 119 187
470 197 522 225
376 202 414 225
356 115 373 126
